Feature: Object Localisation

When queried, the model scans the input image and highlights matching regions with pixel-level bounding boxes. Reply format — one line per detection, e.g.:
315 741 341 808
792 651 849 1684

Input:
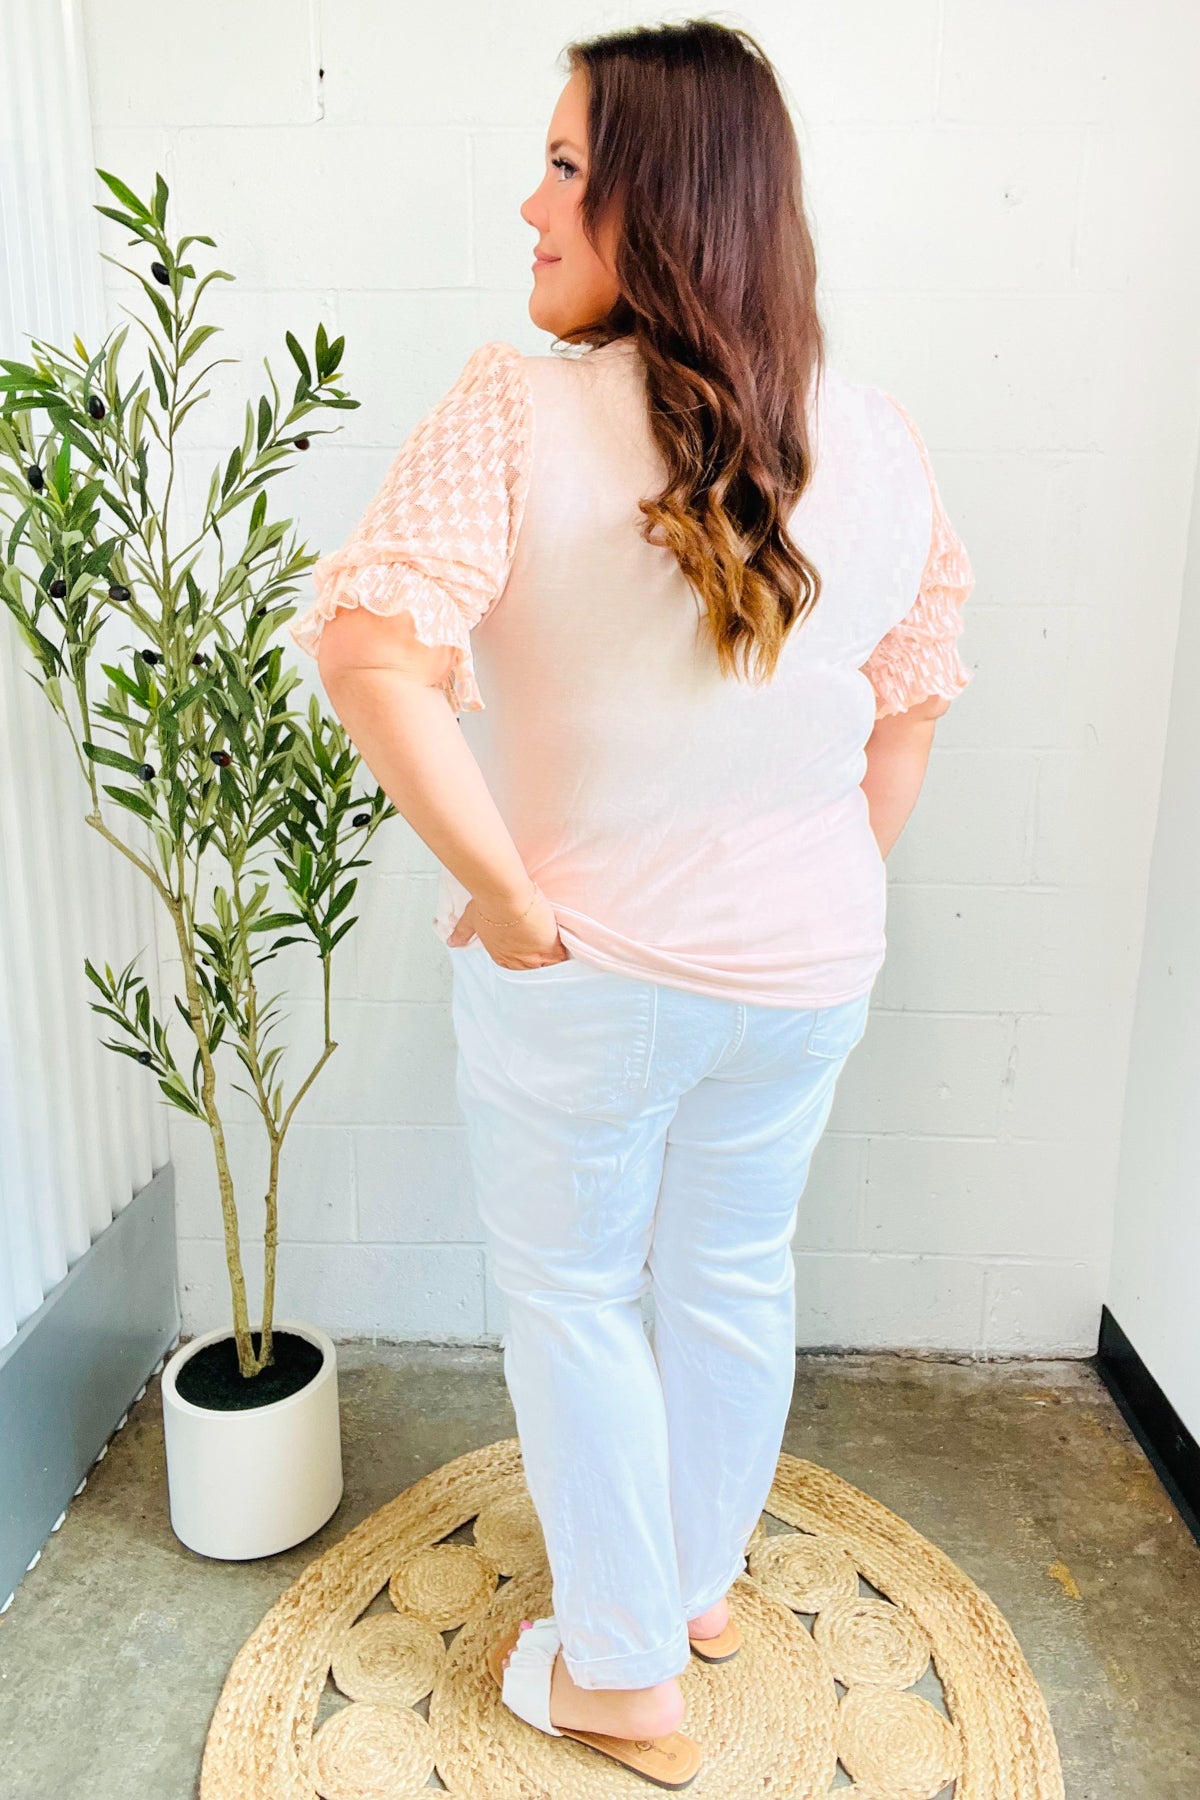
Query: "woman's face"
520 69 620 338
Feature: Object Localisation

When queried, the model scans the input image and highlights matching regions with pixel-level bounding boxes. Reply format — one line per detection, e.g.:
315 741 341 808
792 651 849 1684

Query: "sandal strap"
501 1615 565 1736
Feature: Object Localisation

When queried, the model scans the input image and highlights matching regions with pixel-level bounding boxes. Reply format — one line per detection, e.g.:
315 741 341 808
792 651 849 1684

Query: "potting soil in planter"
176 1329 324 1411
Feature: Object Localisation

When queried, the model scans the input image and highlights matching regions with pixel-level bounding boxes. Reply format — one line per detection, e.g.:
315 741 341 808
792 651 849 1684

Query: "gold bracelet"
474 881 541 928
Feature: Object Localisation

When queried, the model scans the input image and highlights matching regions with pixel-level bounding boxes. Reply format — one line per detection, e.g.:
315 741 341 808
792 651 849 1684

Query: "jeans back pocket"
805 989 872 1060
491 959 659 1118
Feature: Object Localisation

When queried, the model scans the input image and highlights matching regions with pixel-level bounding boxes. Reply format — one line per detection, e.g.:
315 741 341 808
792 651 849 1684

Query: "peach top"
290 337 974 1007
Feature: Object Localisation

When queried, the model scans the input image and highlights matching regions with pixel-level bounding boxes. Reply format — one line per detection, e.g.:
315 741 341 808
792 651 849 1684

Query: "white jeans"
449 938 873 1691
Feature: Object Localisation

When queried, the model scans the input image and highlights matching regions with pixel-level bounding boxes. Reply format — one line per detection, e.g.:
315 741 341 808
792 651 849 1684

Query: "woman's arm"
860 690 951 859
317 605 535 919
858 393 976 856
290 339 560 962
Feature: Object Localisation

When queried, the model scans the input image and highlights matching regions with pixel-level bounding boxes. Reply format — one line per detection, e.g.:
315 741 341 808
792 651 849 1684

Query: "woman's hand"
447 886 571 970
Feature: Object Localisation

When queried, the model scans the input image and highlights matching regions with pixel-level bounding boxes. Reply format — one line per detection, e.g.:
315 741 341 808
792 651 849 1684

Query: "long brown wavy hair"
557 17 825 690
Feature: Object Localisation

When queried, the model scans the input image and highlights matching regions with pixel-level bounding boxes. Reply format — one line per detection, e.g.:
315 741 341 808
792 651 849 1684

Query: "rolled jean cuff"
560 1621 692 1690
680 1554 747 1622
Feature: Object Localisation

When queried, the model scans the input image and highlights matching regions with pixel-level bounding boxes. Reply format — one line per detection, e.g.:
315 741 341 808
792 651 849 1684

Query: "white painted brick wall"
80 2 1200 1353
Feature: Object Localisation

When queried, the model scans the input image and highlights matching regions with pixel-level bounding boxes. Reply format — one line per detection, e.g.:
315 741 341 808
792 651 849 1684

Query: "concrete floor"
0 1346 1197 1800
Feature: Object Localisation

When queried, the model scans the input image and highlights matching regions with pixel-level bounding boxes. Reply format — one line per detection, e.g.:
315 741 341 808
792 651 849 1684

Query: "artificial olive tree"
0 169 395 1377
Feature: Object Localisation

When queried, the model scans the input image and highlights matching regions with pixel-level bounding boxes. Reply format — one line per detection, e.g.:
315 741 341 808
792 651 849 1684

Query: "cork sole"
687 1617 743 1663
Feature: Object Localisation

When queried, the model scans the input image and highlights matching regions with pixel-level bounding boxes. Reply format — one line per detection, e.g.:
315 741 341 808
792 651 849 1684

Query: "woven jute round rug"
199 1437 1063 1799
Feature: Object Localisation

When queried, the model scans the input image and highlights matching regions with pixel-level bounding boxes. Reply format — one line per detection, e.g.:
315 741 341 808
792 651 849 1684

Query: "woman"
291 18 974 1790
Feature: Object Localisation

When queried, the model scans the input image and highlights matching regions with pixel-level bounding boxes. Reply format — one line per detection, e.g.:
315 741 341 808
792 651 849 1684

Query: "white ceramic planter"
161 1318 343 1560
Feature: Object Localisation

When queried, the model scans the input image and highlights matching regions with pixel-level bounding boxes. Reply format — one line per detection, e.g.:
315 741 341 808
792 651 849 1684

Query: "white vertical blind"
0 0 169 1350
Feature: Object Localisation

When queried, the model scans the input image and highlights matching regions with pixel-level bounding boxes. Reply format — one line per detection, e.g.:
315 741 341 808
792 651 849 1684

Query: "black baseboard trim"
1095 1305 1200 1549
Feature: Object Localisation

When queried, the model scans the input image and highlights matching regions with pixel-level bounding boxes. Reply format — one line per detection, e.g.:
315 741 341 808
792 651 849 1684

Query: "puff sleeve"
860 394 975 719
288 339 533 715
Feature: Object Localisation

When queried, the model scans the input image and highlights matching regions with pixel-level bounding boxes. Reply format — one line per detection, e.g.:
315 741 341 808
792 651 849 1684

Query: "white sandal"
485 1614 703 1790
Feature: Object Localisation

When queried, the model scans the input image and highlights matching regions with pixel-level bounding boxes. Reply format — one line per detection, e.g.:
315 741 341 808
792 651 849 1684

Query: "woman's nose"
520 183 548 229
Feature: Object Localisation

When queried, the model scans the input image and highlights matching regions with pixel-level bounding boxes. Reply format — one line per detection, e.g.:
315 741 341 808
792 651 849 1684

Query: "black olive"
108 583 131 602
49 578 67 598
27 464 44 491
136 1050 152 1065
294 436 310 450
87 394 106 420
139 648 160 665
150 260 170 285
191 652 207 666
254 606 267 618
211 749 232 767
137 763 155 781
352 812 370 827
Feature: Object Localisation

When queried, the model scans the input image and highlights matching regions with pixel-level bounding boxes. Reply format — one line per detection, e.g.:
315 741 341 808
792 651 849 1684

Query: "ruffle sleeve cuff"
294 551 489 715
862 393 976 719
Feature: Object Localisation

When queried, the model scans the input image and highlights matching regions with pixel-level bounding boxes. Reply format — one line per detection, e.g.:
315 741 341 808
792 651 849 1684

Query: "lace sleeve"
860 394 975 719
288 339 533 714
